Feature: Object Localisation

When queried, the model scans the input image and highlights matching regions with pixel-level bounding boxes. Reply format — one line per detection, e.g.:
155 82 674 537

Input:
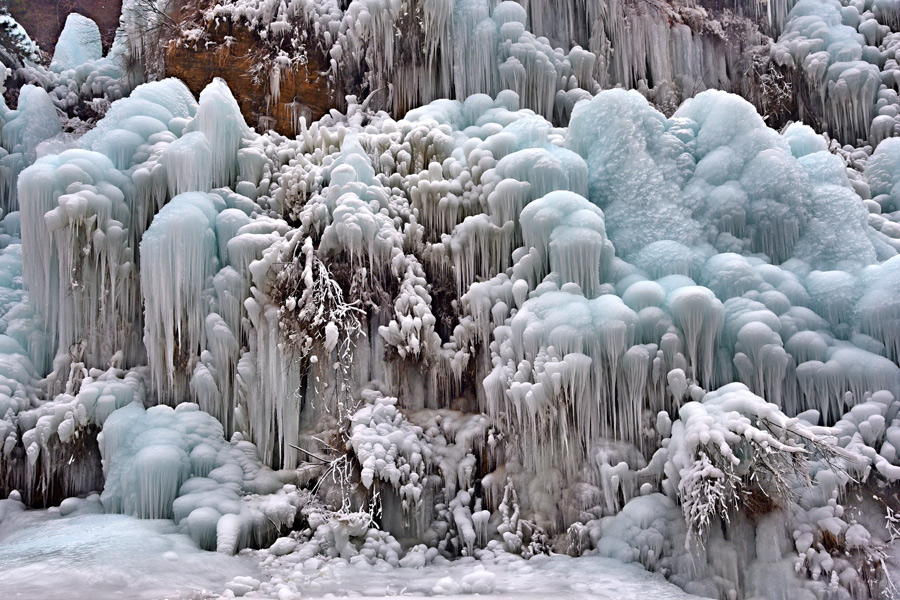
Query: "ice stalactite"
520 0 776 115
118 0 169 80
44 156 141 376
19 79 202 383
666 286 724 390
852 256 900 376
770 0 900 145
209 213 291 454
205 0 601 121
247 233 331 468
0 85 62 213
0 287 44 500
205 0 797 129
518 191 611 299
451 0 499 102
18 151 135 377
191 79 253 189
140 191 221 403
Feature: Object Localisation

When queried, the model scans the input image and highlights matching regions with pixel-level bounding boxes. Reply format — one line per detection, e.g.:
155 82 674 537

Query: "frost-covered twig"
273 235 365 365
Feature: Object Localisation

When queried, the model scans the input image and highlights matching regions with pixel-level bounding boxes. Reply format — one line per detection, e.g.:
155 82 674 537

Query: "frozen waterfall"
3 3 900 600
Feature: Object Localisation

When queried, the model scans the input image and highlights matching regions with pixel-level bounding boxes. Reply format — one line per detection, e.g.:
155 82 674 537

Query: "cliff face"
6 0 333 136
5 0 791 137
164 19 332 136
6 0 122 53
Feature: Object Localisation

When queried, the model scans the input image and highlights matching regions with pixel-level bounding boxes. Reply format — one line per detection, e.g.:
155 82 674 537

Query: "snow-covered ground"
245 552 701 599
0 499 260 600
0 499 700 600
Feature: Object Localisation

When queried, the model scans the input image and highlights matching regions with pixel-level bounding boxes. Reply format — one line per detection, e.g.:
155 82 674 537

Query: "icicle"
140 192 220 402
191 79 251 188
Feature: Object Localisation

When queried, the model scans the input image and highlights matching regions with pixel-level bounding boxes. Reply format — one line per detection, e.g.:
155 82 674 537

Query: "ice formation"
201 0 787 121
50 14 103 74
4 2 900 600
771 0 900 144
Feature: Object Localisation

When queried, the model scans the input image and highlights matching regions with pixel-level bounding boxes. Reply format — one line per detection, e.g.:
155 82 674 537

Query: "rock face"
7 0 332 136
5 0 791 137
164 20 332 136
7 0 122 54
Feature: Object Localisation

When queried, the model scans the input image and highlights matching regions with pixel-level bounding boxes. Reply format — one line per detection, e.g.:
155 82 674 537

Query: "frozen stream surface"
0 500 701 600
0 500 260 599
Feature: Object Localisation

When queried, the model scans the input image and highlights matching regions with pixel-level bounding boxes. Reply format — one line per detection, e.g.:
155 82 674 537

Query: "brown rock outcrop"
165 17 332 136
8 0 333 137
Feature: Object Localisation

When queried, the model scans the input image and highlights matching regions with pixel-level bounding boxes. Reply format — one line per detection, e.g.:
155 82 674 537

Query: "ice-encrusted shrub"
741 44 793 127
663 382 848 548
284 388 499 561
0 9 40 71
271 233 365 365
348 392 429 521
495 478 550 558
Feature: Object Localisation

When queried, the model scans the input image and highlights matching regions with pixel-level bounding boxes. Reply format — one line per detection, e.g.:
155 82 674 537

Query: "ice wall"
201 0 783 122
772 0 900 144
198 85 900 598
241 87 900 597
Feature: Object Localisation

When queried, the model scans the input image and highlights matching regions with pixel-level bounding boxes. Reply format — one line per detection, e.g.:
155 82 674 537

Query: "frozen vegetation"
3 1 900 599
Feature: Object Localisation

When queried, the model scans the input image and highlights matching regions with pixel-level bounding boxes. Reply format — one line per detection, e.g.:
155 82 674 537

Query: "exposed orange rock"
165 19 332 137
10 0 333 137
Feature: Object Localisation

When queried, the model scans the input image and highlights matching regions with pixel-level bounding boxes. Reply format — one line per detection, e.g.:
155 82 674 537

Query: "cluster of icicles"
4 71 900 523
